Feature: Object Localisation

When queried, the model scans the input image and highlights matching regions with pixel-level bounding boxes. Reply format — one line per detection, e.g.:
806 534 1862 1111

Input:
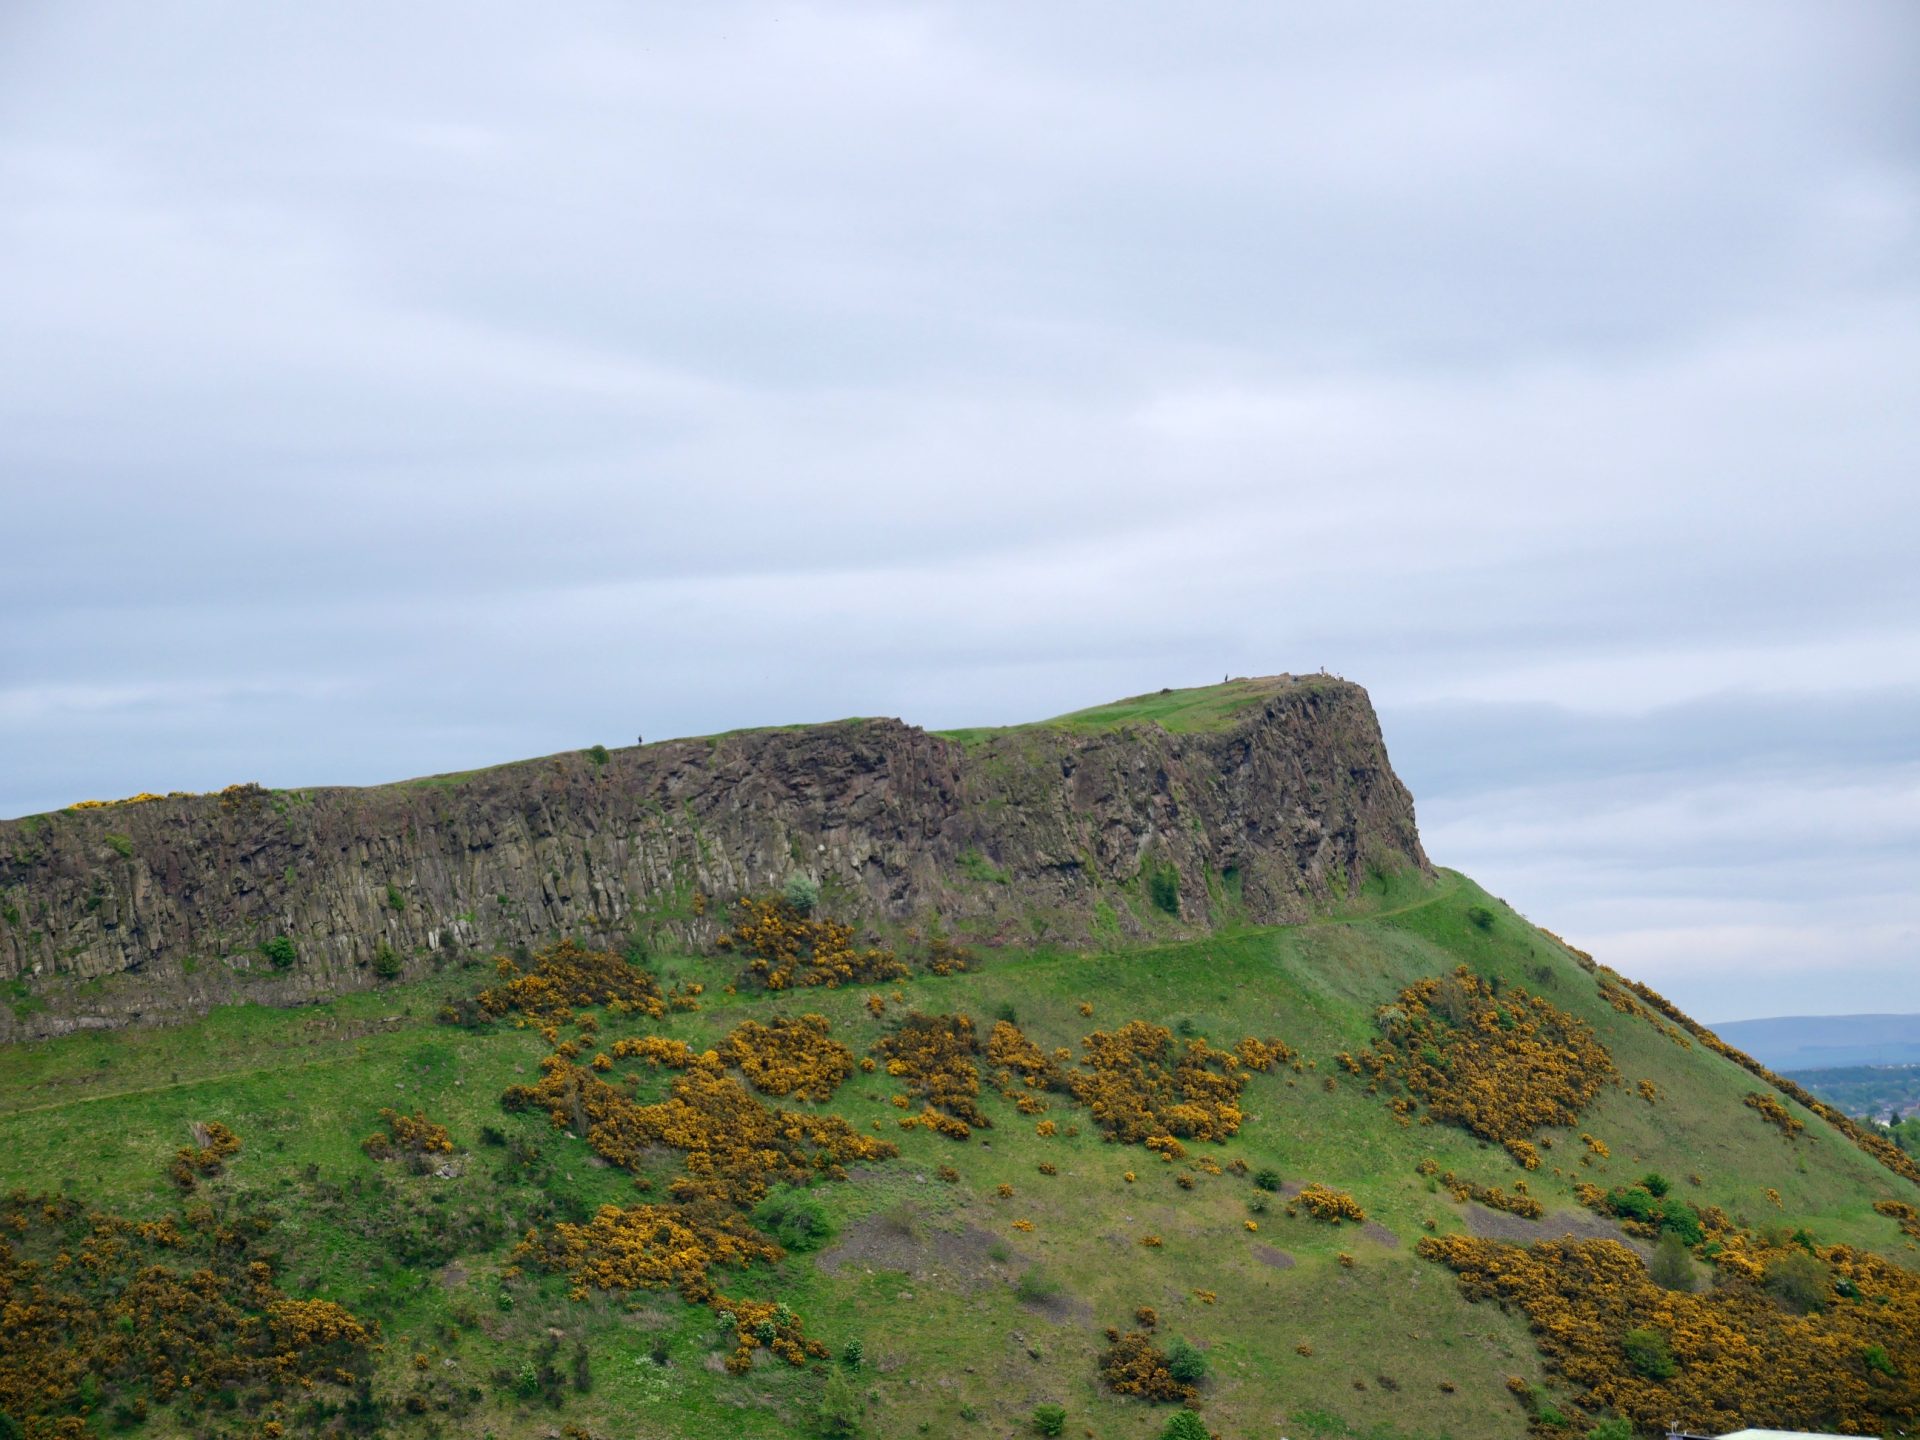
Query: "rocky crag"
0 676 1426 1038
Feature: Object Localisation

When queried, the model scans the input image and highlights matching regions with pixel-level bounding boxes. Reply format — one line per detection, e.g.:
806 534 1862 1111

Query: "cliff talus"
0 676 1426 1037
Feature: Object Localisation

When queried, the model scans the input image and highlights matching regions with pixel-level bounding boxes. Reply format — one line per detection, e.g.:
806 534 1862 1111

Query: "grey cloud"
2 1 1916 1017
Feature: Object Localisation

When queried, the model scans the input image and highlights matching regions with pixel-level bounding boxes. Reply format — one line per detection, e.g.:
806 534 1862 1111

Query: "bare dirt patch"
1460 1202 1652 1258
1018 1288 1094 1326
1253 1243 1296 1269
1361 1221 1399 1247
817 1214 1012 1292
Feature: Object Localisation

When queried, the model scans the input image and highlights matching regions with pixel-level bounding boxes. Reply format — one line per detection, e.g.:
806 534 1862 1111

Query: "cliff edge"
0 675 1427 1037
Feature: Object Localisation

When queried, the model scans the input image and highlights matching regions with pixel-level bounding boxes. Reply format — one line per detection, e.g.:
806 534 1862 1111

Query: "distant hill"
1710 1013 1920 1070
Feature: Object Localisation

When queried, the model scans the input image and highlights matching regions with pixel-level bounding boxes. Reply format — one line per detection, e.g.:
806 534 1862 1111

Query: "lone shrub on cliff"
1147 864 1180 917
784 873 820 915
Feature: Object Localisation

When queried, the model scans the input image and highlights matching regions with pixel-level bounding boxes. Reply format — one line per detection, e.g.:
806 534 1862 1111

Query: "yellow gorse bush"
717 896 910 991
716 1014 853 1100
1098 1327 1194 1402
1069 1021 1245 1145
1421 1226 1920 1436
1358 967 1613 1143
360 1109 455 1161
874 1012 988 1136
475 939 667 1021
1297 1183 1366 1224
0 1183 377 1431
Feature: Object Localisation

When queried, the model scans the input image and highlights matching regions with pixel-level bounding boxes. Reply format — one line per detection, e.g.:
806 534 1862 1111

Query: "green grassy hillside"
5 868 1917 1440
935 675 1314 746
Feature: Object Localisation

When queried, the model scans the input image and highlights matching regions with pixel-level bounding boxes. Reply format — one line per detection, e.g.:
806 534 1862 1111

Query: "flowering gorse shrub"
1069 1022 1245 1145
716 1014 854 1100
1427 1167 1543 1219
1235 1036 1298 1072
987 1019 1062 1113
1420 1226 1920 1436
1744 1092 1806 1137
717 897 909 991
472 939 666 1021
1357 967 1613 1143
506 1015 892 1372
1296 1184 1366 1224
876 1012 988 1136
167 1121 242 1191
361 1109 455 1162
1099 1328 1196 1403
0 1179 377 1434
505 1050 892 1209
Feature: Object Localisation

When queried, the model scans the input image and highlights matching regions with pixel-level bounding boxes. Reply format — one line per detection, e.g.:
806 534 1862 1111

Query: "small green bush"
1147 865 1180 917
385 882 407 912
1640 1172 1671 1197
103 833 133 858
1014 1267 1063 1305
1166 1338 1208 1385
1766 1249 1829 1314
1863 1342 1896 1377
1649 1230 1696 1292
585 743 611 766
841 1337 864 1370
783 873 820 915
817 1367 862 1437
752 1184 834 1252
1031 1403 1066 1436
373 944 403 980
1466 904 1496 931
1160 1412 1210 1440
1622 1326 1676 1380
260 935 298 969
1253 1168 1282 1192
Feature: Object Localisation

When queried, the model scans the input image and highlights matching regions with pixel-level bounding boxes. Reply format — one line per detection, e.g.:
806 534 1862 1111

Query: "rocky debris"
0 676 1426 1037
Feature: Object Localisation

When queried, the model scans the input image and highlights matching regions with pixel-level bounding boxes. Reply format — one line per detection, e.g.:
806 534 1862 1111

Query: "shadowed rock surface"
0 675 1426 1037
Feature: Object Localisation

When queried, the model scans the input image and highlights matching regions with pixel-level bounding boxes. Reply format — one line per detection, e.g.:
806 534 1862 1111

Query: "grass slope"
935 675 1313 747
3 872 1915 1440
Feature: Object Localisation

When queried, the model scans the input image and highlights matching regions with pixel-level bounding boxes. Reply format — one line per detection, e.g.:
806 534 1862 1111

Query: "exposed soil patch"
1361 1221 1399 1247
1253 1243 1296 1269
1017 1289 1094 1326
817 1214 1011 1292
1460 1202 1653 1258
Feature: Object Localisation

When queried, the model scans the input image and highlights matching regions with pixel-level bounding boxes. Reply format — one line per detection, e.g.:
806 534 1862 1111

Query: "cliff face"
0 677 1427 1038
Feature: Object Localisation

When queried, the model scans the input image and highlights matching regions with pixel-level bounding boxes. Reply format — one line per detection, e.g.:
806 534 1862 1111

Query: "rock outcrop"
0 676 1427 1038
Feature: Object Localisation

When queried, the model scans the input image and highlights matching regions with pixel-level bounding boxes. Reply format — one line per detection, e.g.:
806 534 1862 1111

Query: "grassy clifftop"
936 675 1325 746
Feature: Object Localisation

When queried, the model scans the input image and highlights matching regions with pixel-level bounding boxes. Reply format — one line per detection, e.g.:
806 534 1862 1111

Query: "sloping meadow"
0 871 1915 1439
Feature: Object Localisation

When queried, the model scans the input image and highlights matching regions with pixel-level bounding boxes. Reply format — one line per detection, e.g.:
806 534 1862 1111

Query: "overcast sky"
3 3 1915 1022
